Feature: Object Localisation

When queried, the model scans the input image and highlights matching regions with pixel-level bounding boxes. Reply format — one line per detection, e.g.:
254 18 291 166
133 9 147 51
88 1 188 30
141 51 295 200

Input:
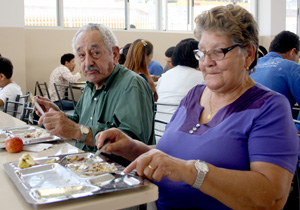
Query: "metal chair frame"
3 91 30 119
34 81 50 99
53 83 76 112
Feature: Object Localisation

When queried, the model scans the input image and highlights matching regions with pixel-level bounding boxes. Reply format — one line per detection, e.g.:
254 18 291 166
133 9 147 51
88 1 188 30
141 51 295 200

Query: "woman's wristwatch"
192 160 209 189
79 125 90 143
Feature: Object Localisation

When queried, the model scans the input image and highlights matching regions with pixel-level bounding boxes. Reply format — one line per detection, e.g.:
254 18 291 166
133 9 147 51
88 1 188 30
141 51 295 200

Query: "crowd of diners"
1 4 300 210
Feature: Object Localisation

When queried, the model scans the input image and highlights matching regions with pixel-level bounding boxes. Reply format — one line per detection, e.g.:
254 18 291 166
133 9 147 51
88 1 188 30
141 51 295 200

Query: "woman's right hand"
95 128 150 162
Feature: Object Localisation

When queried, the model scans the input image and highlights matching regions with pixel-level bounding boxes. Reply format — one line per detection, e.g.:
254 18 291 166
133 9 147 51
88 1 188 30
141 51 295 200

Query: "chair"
53 83 76 115
283 158 300 210
22 101 39 125
154 102 179 143
34 81 50 99
284 120 300 209
3 92 30 119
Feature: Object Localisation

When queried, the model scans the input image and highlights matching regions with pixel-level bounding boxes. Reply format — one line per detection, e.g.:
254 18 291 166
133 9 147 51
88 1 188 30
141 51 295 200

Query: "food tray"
3 152 148 205
0 126 61 149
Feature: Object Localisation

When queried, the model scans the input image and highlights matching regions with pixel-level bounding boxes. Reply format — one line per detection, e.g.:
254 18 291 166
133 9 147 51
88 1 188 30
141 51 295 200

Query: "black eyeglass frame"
193 44 243 61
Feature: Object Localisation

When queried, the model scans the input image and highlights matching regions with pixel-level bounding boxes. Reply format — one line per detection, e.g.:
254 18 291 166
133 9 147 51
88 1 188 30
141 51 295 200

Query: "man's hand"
34 96 60 116
38 108 80 139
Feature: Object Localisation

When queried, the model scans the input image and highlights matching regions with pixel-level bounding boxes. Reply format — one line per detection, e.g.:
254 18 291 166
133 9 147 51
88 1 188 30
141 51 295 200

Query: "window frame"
25 0 258 32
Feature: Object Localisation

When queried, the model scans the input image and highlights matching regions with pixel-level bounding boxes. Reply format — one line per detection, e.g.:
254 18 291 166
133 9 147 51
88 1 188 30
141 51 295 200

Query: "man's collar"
86 64 124 91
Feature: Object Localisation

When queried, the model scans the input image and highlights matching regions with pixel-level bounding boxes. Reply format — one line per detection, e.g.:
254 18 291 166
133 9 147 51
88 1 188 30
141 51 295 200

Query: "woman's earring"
246 66 249 71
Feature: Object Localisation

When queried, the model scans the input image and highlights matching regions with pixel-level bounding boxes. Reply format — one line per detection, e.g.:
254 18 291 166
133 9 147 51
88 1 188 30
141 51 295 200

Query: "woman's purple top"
155 83 300 210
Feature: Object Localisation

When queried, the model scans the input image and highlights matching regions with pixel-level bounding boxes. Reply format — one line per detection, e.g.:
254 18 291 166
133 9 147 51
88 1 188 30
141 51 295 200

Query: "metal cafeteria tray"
0 126 61 149
3 152 149 205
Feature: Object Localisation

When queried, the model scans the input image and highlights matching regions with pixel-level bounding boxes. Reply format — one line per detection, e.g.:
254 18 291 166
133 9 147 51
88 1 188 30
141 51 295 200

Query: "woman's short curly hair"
194 4 259 71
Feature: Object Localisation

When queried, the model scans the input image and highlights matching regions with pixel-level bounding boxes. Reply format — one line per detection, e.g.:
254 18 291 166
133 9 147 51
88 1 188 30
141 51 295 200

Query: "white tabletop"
0 111 158 209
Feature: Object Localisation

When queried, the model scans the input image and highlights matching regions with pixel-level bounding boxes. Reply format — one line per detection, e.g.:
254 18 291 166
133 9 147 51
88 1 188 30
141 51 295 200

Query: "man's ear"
0 73 5 80
285 48 297 61
112 46 120 65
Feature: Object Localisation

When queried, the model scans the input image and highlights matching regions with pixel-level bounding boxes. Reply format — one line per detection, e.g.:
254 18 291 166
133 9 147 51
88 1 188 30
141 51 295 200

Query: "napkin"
22 143 53 152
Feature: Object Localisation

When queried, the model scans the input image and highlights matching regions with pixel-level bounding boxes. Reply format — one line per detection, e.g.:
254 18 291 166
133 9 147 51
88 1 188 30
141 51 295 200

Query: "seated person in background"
148 60 163 77
0 56 23 116
118 43 131 65
96 5 299 209
36 23 155 165
48 53 81 110
250 31 300 131
258 45 268 58
156 38 205 124
124 39 158 101
163 46 175 73
152 46 176 82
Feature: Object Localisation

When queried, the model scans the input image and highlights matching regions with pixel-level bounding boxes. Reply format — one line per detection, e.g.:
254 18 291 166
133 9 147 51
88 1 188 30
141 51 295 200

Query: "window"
63 0 125 28
129 0 157 29
25 0 57 27
166 0 253 31
286 0 298 33
25 0 254 31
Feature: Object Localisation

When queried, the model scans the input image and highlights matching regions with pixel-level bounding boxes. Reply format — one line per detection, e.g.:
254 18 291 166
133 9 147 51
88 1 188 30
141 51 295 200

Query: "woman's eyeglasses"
193 44 242 61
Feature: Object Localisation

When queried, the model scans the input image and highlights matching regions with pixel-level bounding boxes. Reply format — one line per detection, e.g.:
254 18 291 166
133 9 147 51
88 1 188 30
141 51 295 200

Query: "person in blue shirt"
148 60 163 76
250 30 300 131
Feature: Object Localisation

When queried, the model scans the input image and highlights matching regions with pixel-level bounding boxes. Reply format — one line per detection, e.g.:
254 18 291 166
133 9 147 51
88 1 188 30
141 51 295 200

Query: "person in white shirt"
156 38 205 123
48 53 81 110
0 57 23 116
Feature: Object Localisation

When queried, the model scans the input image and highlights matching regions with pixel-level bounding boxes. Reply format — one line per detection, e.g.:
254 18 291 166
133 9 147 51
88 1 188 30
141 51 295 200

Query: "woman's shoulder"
238 83 290 111
179 84 205 106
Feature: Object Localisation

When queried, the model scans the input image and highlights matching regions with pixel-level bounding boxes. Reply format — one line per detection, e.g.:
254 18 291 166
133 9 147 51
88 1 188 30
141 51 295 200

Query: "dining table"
70 81 86 91
0 111 158 209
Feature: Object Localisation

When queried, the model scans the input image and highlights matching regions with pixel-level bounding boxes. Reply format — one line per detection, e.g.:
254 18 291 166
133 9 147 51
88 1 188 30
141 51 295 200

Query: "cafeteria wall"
0 0 286 95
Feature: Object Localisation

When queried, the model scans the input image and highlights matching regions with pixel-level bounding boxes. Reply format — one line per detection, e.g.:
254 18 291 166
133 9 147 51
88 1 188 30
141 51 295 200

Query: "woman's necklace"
207 92 217 120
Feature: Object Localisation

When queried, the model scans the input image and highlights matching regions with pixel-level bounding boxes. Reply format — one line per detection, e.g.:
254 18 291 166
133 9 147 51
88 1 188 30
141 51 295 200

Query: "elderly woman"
96 4 299 210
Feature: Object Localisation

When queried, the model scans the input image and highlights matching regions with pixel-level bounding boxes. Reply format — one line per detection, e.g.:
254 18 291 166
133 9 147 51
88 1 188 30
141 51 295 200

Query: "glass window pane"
167 0 252 31
24 0 57 27
64 0 125 29
286 0 297 33
129 0 157 30
167 0 189 30
194 0 252 18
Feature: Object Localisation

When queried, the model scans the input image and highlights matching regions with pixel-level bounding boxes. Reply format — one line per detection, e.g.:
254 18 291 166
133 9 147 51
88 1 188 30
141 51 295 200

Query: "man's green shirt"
69 64 155 152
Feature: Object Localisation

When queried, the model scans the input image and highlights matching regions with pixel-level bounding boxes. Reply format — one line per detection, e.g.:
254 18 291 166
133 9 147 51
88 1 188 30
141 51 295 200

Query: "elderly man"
37 23 155 161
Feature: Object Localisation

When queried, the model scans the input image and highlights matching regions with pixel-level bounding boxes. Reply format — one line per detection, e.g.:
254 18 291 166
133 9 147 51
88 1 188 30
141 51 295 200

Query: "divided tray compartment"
0 126 62 149
3 153 149 205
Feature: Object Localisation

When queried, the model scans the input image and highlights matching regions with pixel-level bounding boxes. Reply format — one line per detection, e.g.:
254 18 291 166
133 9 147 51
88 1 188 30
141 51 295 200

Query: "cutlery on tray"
78 141 111 170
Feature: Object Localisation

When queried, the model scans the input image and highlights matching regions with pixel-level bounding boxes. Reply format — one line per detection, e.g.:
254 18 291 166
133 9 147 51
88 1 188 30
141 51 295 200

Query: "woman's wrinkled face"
74 30 119 88
199 31 247 93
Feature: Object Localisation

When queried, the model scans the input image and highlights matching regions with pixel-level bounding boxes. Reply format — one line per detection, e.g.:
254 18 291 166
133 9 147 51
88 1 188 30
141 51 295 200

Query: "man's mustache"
84 67 100 73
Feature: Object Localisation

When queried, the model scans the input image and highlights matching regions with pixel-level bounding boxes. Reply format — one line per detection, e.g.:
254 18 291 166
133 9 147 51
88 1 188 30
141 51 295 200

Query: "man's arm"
61 68 81 83
113 83 155 145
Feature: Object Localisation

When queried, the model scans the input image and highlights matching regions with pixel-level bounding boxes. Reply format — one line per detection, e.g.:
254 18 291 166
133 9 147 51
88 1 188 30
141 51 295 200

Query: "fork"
78 141 110 170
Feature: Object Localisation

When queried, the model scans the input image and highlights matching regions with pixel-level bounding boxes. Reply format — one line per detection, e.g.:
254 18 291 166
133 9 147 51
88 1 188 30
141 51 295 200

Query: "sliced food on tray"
18 153 35 169
68 162 117 178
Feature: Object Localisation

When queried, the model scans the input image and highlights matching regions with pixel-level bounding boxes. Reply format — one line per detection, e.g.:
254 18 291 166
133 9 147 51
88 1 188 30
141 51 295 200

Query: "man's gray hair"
72 23 118 54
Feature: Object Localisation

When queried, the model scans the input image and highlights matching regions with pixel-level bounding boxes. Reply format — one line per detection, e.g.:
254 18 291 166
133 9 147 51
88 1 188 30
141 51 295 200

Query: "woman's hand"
95 128 151 162
124 149 196 184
